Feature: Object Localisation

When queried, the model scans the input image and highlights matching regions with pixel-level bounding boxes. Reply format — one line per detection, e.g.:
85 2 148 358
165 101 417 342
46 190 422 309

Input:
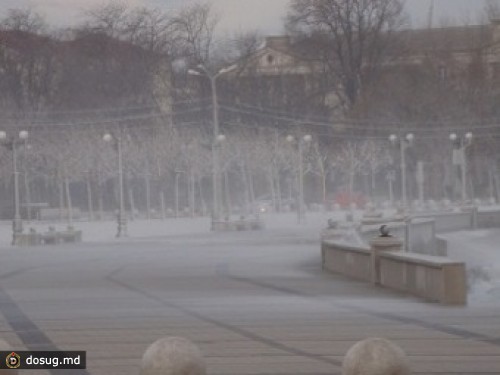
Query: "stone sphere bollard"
140 337 206 375
342 338 410 375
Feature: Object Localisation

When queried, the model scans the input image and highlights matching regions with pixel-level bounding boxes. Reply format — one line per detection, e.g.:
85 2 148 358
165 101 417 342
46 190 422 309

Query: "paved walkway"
0 215 498 374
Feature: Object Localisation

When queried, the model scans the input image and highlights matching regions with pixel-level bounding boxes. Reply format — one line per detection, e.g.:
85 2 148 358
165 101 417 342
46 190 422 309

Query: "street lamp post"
188 65 231 225
0 130 29 245
449 132 472 204
386 170 396 207
389 133 414 209
103 131 127 238
287 134 312 224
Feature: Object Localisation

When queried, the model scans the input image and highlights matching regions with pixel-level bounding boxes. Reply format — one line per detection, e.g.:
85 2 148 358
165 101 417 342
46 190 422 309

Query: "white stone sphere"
342 338 410 375
140 337 206 375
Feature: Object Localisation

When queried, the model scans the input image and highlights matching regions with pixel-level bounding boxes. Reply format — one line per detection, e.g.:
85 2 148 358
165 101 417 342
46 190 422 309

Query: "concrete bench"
41 230 82 245
58 230 82 243
14 233 42 246
211 219 264 232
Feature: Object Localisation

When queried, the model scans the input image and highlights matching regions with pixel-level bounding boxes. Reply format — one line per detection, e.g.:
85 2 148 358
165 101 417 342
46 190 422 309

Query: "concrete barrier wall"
321 241 371 282
321 240 466 304
320 208 500 305
435 236 448 256
406 219 436 255
379 252 466 305
477 210 500 228
413 211 472 233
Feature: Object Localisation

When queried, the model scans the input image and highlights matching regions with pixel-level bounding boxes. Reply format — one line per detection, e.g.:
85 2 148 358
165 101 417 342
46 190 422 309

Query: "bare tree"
335 141 372 202
287 0 406 112
170 2 219 66
0 9 57 113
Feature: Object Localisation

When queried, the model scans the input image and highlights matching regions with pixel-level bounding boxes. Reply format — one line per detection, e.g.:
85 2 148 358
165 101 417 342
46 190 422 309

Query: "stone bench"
58 230 82 243
14 233 42 246
211 219 264 232
41 230 82 245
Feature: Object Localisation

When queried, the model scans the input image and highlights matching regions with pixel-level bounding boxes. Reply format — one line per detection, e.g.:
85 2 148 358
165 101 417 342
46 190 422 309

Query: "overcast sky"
0 0 494 34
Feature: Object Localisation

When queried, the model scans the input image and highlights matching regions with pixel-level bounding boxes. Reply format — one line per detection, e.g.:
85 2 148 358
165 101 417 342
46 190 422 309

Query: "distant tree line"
0 0 500 221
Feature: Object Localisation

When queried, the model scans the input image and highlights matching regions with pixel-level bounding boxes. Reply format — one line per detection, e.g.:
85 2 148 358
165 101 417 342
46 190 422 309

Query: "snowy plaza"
2 0 500 374
0 212 499 374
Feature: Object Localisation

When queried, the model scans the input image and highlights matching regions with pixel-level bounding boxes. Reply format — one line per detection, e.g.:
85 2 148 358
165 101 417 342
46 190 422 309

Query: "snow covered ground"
0 211 358 248
1 210 498 304
442 229 500 302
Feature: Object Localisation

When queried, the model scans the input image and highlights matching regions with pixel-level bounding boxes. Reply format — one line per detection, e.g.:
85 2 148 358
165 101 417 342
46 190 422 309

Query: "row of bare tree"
1 0 500 220
1 122 399 220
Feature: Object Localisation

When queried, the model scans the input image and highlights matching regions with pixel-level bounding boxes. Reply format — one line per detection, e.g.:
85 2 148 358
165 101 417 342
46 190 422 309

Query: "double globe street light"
0 130 29 245
103 131 127 238
287 134 312 224
188 65 231 224
389 133 414 210
449 132 473 204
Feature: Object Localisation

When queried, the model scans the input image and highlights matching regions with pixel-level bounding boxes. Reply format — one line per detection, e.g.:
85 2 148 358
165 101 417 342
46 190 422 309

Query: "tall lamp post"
103 131 127 237
389 133 414 209
188 65 231 224
0 130 29 245
449 132 472 204
287 134 312 224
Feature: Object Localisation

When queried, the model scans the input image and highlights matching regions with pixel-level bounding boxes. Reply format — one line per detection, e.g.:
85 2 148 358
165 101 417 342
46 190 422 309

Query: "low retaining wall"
321 241 371 282
321 239 466 305
321 208 500 305
477 210 500 228
379 252 466 304
413 211 474 233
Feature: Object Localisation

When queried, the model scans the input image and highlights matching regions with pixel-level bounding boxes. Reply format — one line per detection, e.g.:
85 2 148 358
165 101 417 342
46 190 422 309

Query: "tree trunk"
145 170 151 220
494 170 500 202
24 171 31 221
371 168 376 200
58 177 64 221
269 165 276 212
349 172 355 205
160 189 166 220
189 170 195 217
198 178 207 216
322 173 327 208
224 169 232 216
87 174 94 221
128 177 135 221
240 163 250 215
275 166 282 212
64 174 73 225
175 172 180 218
98 179 104 221
248 168 256 215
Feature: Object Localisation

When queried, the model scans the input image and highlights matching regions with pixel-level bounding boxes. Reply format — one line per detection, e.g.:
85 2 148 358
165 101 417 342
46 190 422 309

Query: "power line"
220 102 500 131
0 97 212 118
